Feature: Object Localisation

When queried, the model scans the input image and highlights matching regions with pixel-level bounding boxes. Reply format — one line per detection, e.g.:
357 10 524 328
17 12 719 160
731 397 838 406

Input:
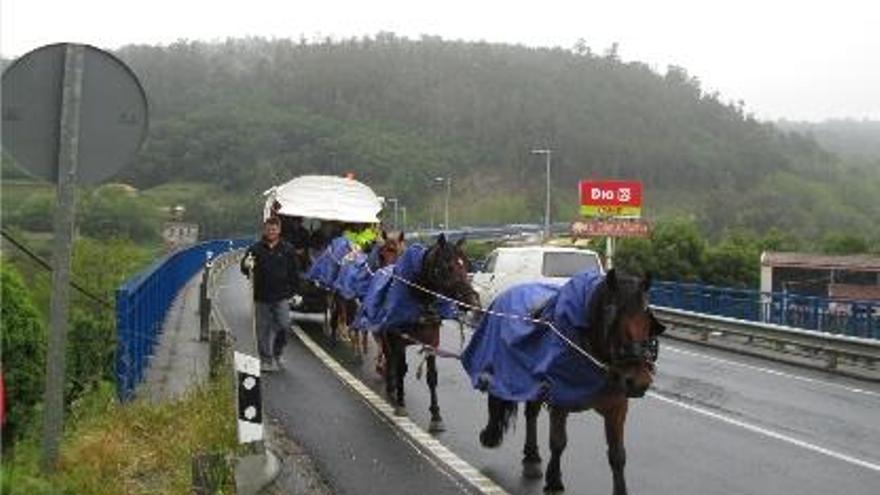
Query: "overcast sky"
2 0 878 122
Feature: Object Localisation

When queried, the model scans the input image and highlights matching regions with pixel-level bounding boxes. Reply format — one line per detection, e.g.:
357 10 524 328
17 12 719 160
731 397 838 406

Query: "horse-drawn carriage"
264 174 665 494
263 174 385 314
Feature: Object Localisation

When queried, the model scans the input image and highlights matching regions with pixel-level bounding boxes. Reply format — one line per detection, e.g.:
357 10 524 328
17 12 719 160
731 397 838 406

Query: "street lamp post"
387 198 399 230
530 149 552 240
434 176 451 231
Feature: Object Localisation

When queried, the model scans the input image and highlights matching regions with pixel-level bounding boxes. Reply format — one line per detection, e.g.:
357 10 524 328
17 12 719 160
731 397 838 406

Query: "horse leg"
479 395 516 448
345 300 358 350
544 408 568 493
385 333 406 416
328 294 338 344
522 401 543 479
600 399 630 495
383 335 395 400
426 354 445 432
394 336 407 416
375 334 386 375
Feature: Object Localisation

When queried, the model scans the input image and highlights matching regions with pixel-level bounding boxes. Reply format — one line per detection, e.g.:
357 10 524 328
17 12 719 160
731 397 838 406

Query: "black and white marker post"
233 254 279 494
234 351 263 444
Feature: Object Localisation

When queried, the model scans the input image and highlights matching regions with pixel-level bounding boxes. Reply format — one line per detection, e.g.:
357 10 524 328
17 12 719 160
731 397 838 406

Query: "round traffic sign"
1 43 148 184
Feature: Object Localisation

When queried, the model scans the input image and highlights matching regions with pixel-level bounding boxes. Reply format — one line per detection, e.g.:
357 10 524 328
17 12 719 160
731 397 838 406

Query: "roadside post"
2 43 148 471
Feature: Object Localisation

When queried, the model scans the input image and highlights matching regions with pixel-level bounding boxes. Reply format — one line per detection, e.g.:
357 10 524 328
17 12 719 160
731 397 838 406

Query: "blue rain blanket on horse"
333 250 368 300
461 270 607 408
306 236 352 289
353 265 394 332
355 244 458 333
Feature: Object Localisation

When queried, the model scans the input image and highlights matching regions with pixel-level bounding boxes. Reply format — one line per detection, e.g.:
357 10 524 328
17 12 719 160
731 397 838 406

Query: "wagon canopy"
264 175 384 223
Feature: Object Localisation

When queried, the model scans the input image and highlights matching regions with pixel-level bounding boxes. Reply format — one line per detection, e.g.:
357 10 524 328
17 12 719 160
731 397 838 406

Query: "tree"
821 233 869 255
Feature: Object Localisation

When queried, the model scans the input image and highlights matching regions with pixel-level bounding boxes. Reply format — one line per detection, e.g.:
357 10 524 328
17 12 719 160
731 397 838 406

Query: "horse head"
589 269 666 398
420 234 481 309
378 229 406 266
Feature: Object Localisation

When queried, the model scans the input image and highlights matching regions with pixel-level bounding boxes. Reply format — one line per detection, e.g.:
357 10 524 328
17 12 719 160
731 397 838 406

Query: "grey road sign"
1 43 148 184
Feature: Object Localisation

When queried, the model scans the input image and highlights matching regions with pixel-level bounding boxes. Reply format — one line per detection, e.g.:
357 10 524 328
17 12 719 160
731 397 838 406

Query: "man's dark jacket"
241 238 299 303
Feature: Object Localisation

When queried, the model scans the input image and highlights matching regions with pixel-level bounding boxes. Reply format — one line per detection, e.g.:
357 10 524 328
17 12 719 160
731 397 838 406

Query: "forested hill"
776 119 880 160
11 35 879 239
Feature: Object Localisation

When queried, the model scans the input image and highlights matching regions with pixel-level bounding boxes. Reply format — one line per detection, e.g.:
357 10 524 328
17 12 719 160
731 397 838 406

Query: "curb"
291 324 508 495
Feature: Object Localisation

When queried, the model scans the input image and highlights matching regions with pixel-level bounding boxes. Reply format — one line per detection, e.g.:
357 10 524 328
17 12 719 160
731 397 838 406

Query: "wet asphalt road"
218 268 478 495
218 268 880 494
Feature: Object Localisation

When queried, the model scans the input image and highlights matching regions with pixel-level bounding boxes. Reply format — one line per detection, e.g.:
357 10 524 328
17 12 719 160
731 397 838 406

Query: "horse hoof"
394 406 408 417
479 428 501 448
543 482 564 494
522 461 543 479
428 419 446 433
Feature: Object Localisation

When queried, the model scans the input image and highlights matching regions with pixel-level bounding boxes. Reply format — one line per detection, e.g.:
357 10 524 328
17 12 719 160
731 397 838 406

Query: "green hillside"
5 36 879 241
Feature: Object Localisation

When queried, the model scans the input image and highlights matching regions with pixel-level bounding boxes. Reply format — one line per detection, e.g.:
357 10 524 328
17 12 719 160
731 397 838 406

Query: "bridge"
117 237 880 494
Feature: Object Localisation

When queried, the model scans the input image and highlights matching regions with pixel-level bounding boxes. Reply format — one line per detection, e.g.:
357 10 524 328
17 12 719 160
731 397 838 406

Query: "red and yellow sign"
579 180 642 218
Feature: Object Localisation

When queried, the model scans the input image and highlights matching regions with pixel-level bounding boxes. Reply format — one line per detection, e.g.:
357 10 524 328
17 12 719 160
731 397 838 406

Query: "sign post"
577 180 648 268
2 43 148 471
41 44 84 472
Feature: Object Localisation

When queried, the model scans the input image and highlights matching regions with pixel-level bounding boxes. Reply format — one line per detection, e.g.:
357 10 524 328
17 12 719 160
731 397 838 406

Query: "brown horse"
329 230 406 359
382 235 480 432
476 271 665 494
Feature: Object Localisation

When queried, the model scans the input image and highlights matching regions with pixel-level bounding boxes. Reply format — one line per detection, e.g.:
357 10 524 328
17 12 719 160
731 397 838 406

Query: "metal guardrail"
115 238 252 401
653 306 880 370
650 281 879 340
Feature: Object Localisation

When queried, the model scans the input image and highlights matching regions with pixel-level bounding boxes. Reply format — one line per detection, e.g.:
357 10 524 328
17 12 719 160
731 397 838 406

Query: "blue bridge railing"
650 281 879 340
115 238 251 400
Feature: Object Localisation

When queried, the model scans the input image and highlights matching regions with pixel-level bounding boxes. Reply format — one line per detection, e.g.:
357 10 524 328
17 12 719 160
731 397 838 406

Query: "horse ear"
381 229 388 241
455 237 466 249
641 271 653 292
437 233 447 247
398 231 405 243
606 268 618 292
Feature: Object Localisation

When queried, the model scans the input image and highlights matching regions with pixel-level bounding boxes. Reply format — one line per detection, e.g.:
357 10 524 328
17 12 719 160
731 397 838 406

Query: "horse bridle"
601 303 661 367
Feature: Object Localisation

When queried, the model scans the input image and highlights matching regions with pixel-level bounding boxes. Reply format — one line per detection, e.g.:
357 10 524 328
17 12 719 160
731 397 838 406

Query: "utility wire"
1 228 114 310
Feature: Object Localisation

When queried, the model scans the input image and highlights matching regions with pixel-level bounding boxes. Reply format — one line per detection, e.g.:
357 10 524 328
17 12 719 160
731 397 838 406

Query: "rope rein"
316 241 609 371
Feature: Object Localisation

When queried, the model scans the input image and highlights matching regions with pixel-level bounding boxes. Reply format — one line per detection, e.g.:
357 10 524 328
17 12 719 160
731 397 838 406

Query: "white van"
471 246 604 305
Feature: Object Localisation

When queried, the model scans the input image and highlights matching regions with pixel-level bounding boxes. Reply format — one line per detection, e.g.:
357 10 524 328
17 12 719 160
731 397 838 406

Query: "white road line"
663 345 880 398
648 391 880 473
291 325 509 495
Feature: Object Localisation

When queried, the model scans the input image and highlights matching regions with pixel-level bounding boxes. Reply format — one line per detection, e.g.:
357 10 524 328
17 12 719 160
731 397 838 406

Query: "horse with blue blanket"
331 230 406 357
461 269 665 494
359 235 479 432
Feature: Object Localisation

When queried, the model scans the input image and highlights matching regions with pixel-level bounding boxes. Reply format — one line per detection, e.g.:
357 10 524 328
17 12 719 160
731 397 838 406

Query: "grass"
2 377 238 495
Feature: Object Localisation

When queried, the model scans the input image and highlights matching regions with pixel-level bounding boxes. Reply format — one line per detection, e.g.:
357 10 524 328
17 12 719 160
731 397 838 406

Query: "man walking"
241 217 299 371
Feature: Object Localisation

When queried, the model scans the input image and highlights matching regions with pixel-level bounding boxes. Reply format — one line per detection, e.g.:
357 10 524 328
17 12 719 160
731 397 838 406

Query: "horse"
376 235 480 432
330 230 406 357
463 269 665 494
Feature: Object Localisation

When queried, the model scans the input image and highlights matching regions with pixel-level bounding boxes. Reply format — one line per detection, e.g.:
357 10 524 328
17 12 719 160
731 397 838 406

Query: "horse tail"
479 394 518 448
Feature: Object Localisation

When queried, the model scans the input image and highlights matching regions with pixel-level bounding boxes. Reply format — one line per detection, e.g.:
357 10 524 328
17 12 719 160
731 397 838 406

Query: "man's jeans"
256 300 289 360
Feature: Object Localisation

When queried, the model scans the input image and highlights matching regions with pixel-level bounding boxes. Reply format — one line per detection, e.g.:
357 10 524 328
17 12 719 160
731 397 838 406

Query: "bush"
0 261 47 441
79 189 161 243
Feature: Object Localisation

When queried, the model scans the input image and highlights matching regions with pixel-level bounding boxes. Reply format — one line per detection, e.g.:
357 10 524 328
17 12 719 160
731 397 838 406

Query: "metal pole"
444 177 451 231
41 44 84 472
401 206 407 232
544 152 552 240
605 236 615 271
